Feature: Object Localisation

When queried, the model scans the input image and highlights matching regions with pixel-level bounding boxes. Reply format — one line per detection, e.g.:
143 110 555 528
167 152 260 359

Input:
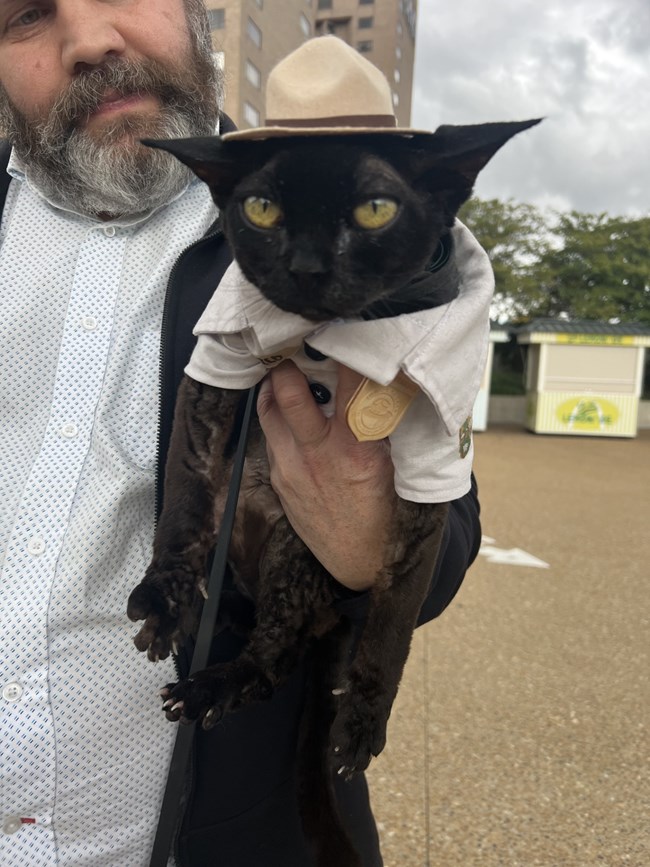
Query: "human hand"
257 361 397 592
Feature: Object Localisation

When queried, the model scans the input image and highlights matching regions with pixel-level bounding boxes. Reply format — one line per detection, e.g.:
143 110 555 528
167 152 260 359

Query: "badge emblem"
459 416 472 458
346 371 419 441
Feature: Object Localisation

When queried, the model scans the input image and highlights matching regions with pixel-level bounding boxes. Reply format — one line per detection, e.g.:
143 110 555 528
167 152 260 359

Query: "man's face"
0 0 222 215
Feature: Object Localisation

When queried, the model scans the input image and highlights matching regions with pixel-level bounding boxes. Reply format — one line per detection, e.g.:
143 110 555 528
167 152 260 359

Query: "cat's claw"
329 698 388 777
127 568 204 661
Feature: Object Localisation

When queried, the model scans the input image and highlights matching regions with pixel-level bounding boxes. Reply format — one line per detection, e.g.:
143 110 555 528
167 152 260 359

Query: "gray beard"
28 108 206 218
0 45 222 218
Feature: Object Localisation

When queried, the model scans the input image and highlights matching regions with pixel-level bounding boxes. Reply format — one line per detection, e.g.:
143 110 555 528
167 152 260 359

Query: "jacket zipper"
155 224 223 867
155 222 223 525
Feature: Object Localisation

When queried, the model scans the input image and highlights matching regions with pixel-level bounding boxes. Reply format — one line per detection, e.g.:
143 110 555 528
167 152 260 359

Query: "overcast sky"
411 0 649 218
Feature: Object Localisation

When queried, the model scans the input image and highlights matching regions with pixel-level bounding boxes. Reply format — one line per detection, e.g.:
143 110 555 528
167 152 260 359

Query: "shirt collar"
196 221 494 436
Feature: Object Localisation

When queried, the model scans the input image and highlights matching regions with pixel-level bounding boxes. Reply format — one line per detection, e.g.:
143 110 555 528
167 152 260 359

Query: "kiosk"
516 319 650 437
473 323 510 431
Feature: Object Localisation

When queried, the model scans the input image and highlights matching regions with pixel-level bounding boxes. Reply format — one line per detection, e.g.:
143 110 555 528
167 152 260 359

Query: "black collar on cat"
360 233 460 321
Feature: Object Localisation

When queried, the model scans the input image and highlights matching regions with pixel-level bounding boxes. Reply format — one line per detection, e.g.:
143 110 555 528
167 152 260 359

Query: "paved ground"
366 426 650 867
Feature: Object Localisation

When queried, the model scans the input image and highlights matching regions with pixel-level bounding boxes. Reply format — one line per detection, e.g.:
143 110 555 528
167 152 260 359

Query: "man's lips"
91 91 156 117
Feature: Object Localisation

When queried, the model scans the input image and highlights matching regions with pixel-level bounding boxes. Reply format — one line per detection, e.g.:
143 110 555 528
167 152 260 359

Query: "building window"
318 0 333 8
246 60 261 89
247 17 262 47
243 101 260 127
396 46 402 60
255 0 263 7
358 40 373 53
394 69 401 83
207 8 225 29
392 92 399 107
213 51 225 72
358 16 373 28
359 0 374 4
300 12 311 36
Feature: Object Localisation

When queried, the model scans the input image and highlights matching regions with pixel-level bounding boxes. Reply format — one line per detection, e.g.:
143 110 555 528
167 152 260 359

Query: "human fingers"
256 360 328 447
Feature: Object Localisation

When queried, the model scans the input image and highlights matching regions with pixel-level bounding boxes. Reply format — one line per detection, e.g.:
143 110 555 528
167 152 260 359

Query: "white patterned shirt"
0 153 217 865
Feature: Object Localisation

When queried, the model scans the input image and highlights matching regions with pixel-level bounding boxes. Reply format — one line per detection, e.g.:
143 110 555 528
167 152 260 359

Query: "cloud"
411 0 650 216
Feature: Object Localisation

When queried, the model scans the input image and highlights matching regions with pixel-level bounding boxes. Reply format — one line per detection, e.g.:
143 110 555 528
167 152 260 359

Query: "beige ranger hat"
222 35 429 141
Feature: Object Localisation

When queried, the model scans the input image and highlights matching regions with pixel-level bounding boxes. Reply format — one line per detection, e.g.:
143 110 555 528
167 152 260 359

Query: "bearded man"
0 2 482 864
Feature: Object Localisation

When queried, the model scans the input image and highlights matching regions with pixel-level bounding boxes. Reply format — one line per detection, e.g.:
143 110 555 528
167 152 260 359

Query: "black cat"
127 120 539 866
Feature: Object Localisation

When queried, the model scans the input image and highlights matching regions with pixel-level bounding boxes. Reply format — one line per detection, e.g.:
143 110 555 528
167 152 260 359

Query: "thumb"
257 361 328 447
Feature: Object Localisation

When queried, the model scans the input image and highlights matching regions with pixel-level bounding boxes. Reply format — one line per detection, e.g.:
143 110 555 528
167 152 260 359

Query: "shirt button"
60 422 79 438
27 537 46 556
304 342 328 361
309 382 331 404
2 816 23 835
81 316 98 331
2 682 24 702
104 226 116 237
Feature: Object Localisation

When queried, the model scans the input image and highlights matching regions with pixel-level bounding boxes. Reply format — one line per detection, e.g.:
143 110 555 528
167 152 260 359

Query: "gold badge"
258 345 301 367
459 416 472 458
346 371 419 441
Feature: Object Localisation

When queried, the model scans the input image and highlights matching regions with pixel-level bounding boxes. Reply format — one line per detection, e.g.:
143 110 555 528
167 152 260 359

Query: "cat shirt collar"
187 220 493 439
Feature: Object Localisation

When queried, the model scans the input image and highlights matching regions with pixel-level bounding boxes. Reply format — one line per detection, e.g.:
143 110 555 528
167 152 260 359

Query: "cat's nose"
288 248 328 275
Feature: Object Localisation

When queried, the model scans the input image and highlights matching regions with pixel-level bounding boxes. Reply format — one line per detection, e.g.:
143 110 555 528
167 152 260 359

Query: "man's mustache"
42 59 185 140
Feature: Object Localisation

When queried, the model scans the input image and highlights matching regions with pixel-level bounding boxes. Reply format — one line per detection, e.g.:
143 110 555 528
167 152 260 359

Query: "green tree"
537 213 650 325
460 198 650 326
459 197 551 322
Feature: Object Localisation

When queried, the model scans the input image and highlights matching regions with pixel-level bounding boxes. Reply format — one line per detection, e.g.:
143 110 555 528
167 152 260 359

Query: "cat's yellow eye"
353 198 399 230
242 196 284 229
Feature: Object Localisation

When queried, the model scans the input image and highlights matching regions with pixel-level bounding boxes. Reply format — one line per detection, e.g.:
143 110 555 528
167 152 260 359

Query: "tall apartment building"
204 0 417 129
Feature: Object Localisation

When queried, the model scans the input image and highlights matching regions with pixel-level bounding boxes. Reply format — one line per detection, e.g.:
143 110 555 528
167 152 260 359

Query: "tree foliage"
459 198 650 326
537 212 650 325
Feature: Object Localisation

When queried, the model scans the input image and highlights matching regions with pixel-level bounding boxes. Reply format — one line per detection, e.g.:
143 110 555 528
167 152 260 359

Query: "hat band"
264 113 397 128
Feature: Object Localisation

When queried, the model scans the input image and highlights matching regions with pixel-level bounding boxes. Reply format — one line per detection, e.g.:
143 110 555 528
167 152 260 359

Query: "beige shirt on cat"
186 220 493 503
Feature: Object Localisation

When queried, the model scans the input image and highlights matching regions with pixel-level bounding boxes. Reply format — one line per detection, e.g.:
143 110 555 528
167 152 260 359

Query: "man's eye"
9 7 46 29
352 198 399 230
242 197 284 229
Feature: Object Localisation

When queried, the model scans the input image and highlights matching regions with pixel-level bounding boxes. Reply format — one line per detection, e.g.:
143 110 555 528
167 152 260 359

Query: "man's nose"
59 1 128 75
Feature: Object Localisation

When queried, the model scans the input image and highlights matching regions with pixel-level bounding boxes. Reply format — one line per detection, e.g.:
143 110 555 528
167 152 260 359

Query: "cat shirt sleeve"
387 389 474 503
185 261 323 389
186 331 269 389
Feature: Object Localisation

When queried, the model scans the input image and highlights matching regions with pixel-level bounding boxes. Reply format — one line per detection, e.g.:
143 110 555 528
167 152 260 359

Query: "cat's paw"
329 698 388 780
127 568 203 661
159 662 274 729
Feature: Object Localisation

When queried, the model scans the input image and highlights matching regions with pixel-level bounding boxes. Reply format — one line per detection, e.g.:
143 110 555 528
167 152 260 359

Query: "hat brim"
222 125 432 142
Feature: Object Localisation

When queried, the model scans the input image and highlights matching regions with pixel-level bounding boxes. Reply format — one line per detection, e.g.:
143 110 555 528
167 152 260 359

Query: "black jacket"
0 133 482 867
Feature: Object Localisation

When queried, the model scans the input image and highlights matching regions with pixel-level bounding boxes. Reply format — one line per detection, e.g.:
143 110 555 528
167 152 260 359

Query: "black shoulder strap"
0 141 12 216
148 383 259 867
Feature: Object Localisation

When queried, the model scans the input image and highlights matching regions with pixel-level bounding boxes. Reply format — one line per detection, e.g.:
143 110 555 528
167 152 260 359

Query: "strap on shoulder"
0 141 12 216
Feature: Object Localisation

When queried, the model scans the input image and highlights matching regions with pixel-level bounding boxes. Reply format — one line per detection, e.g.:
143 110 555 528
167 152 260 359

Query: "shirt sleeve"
389 390 474 504
185 331 267 389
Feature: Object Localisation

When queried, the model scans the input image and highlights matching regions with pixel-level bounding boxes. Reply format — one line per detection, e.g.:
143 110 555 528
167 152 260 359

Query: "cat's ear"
141 136 255 203
409 119 542 218
427 119 542 174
